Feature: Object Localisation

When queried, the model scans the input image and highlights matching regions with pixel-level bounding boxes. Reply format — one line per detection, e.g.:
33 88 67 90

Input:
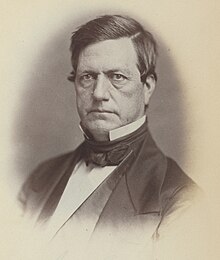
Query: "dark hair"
68 15 158 82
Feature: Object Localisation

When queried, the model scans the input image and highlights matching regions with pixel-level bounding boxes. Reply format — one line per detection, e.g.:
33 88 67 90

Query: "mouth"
89 109 115 114
87 109 119 119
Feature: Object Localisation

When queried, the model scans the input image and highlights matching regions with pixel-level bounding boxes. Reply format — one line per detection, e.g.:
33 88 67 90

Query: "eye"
80 74 95 81
77 73 97 87
111 73 127 82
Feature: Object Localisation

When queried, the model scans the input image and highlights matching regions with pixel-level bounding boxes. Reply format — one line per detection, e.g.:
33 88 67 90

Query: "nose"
92 75 110 101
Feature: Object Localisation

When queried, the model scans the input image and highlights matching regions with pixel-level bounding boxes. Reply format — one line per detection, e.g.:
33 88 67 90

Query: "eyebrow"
77 70 98 75
105 69 131 75
77 68 132 75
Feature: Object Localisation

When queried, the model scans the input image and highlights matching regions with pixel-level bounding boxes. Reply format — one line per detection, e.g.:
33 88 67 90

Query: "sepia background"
1 0 220 258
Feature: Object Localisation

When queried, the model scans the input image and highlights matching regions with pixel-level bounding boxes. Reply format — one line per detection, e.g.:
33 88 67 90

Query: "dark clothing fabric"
19 123 198 237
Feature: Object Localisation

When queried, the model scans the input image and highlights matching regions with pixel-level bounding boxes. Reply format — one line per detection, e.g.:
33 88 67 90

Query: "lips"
90 109 113 113
88 108 115 114
87 109 119 118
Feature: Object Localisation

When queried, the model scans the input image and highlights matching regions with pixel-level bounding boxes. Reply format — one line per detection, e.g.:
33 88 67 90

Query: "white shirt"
46 116 146 238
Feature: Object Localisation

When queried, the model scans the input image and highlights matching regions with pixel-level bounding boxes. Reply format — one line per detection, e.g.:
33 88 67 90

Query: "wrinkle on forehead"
76 38 140 76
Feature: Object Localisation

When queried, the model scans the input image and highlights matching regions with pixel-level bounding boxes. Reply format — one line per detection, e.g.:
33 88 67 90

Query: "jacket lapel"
92 131 168 238
36 146 83 222
126 132 167 214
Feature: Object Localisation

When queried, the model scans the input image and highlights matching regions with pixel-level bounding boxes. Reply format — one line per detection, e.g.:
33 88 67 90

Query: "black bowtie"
82 120 149 167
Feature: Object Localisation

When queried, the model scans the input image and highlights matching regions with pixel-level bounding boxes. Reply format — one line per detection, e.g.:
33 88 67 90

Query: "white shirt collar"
79 115 146 141
109 115 146 141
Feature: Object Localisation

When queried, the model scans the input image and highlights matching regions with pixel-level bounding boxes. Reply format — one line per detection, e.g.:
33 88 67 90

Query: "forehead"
77 38 139 72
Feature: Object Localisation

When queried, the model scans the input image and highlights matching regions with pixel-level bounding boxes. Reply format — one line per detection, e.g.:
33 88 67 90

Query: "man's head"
68 15 158 141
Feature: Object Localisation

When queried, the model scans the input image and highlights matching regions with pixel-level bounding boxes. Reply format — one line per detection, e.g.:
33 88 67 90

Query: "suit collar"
83 121 168 215
94 126 168 218
122 130 167 214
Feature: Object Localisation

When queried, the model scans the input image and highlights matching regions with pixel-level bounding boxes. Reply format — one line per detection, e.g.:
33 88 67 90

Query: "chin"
89 121 118 132
85 119 120 138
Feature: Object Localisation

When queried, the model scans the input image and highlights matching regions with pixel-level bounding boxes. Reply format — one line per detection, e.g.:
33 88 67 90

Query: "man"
19 15 199 259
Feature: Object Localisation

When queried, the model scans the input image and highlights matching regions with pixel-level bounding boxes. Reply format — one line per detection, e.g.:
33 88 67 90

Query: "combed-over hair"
68 15 158 82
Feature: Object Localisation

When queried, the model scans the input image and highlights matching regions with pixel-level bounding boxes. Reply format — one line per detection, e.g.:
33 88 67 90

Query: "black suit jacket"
19 127 198 241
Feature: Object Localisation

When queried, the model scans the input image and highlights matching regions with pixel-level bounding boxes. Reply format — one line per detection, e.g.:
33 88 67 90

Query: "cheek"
119 86 145 116
76 101 89 122
76 89 91 112
121 84 144 106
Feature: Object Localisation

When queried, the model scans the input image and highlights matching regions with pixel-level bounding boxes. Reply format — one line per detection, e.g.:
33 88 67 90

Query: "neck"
79 124 109 141
82 119 149 167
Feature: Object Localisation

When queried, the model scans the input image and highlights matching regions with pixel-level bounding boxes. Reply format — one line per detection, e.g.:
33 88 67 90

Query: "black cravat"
82 120 149 167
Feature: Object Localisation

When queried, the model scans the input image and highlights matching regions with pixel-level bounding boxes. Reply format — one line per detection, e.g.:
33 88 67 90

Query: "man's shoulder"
154 158 204 248
28 149 80 185
160 157 201 220
18 146 82 212
163 157 198 192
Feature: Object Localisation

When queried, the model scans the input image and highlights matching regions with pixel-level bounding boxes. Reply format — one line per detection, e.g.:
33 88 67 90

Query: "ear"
143 75 156 106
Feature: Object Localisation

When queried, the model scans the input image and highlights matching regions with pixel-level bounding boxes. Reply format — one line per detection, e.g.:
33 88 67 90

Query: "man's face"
74 38 154 141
